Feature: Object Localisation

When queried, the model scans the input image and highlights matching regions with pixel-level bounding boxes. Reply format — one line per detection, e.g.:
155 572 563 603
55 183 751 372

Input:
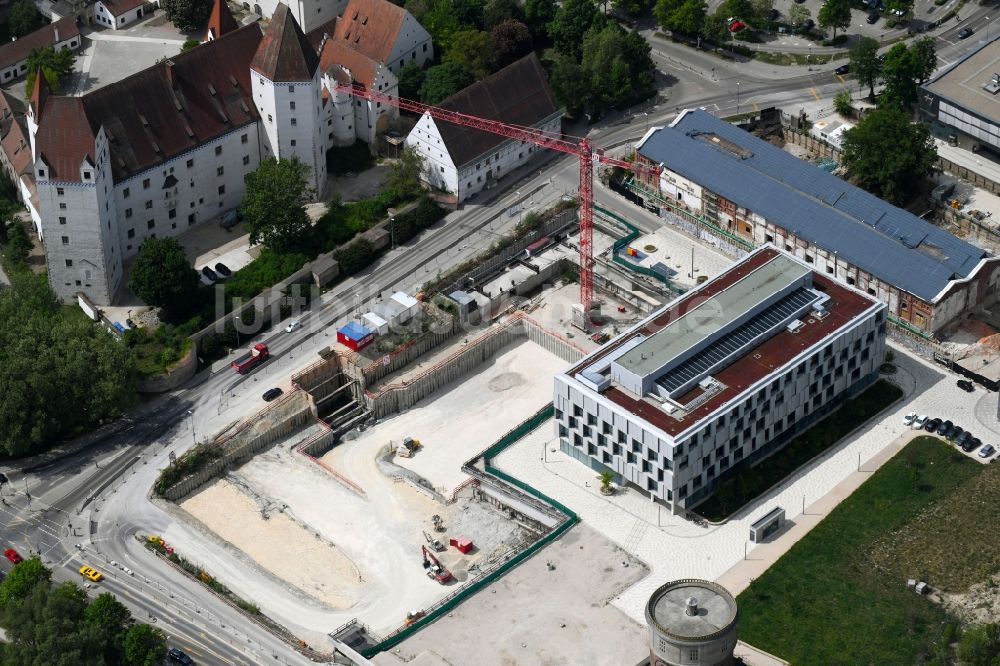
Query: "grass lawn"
698 379 903 521
738 436 981 664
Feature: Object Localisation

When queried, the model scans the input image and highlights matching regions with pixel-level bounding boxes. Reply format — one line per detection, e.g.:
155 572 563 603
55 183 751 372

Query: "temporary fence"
596 205 686 296
359 403 576 658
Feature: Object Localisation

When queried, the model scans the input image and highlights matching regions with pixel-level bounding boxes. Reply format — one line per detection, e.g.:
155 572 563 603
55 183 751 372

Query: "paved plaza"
493 341 1000 624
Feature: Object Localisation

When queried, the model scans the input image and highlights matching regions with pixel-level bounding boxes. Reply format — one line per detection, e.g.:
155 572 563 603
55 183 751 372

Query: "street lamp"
736 81 741 115
233 315 241 349
187 409 196 444
387 207 397 248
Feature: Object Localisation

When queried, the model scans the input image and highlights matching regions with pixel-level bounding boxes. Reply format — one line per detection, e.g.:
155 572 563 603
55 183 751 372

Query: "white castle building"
18 0 413 305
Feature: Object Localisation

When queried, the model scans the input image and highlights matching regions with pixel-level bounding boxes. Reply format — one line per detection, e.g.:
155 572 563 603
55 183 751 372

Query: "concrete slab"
370 523 650 666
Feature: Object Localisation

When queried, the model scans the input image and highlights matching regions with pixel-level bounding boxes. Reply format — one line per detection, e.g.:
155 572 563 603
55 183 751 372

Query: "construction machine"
395 436 422 458
423 530 445 552
421 545 452 584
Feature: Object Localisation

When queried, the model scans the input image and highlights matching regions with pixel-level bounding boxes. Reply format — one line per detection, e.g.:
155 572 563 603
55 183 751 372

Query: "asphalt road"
1 15 993 660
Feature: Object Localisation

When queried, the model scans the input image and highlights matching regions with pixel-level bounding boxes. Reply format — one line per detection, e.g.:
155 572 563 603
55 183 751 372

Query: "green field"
737 437 982 664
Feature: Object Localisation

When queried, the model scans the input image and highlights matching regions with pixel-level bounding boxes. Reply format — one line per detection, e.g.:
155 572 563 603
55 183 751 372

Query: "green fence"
360 403 578 658
595 205 686 295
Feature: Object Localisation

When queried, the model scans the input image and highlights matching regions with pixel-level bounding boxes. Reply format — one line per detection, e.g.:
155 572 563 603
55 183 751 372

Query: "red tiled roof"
569 248 879 437
29 71 48 120
0 17 79 70
206 0 239 39
1 116 33 178
319 38 377 88
306 17 338 51
429 54 561 167
250 3 319 82
332 0 406 63
36 23 264 182
99 0 145 16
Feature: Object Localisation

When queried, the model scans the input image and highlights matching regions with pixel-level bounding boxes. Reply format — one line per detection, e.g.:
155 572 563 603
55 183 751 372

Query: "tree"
0 273 137 457
398 62 425 100
524 0 557 38
665 0 707 36
719 0 753 21
910 36 937 84
241 157 313 252
579 23 655 115
491 20 534 67
849 36 881 101
701 11 731 42
419 61 475 103
957 623 1000 666
750 0 774 27
387 146 425 200
788 4 810 25
654 0 684 30
547 50 590 117
128 238 200 316
840 108 938 205
443 28 494 78
8 0 45 38
833 89 853 116
483 0 522 28
880 42 918 108
162 0 213 31
25 47 77 95
548 0 600 58
123 624 167 666
0 558 51 609
817 0 851 38
885 0 913 17
613 0 655 17
85 593 133 663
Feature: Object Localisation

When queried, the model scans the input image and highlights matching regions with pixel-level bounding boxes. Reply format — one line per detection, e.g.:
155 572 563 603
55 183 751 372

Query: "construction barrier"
597 205 686 296
359 403 577 658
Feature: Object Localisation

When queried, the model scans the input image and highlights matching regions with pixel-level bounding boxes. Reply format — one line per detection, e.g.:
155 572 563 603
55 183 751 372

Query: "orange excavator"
421 544 451 584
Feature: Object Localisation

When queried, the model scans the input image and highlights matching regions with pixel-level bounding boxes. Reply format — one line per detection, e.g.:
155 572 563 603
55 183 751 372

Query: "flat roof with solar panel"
563 246 883 436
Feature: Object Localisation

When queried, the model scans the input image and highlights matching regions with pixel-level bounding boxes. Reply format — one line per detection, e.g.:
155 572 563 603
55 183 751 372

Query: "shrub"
224 249 308 302
333 238 377 275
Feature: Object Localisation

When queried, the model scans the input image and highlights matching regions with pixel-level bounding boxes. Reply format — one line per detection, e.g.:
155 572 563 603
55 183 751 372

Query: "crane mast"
335 83 659 324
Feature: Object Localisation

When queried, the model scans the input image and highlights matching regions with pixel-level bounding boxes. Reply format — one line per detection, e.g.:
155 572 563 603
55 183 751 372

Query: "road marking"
811 87 821 101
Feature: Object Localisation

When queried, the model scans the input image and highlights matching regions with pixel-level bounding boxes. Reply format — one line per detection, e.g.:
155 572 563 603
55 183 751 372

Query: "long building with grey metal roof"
631 109 1000 337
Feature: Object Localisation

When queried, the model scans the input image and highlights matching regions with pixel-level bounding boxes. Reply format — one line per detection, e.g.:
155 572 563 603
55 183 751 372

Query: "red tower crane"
334 83 660 323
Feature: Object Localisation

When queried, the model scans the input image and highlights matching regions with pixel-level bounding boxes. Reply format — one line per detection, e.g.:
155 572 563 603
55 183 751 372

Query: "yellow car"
79 565 103 582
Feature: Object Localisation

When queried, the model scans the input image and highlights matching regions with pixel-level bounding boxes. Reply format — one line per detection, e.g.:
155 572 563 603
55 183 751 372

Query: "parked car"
958 27 974 39
214 262 232 277
285 320 302 333
904 412 918 426
219 209 241 229
947 425 964 441
937 420 953 436
891 8 906 15
766 8 780 21
956 430 973 448
201 266 218 282
914 414 929 429
262 387 283 402
800 18 815 30
925 418 942 432
168 648 194 665
957 379 975 392
979 444 996 458
867 11 880 23
3 548 22 564
78 566 103 582
962 436 980 452
729 19 747 32
835 64 850 75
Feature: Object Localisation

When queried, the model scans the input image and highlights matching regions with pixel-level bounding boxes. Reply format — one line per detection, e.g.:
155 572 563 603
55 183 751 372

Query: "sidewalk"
714 429 923 596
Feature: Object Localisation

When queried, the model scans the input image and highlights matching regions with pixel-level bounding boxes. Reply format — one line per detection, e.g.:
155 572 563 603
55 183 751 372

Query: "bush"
154 443 222 495
224 249 308 302
333 238 377 275
2 222 31 266
181 38 200 52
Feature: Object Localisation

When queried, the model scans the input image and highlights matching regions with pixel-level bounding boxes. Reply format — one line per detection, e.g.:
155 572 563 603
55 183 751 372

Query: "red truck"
232 342 270 374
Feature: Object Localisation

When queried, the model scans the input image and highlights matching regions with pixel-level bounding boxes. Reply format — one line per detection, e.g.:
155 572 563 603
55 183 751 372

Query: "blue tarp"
338 321 373 342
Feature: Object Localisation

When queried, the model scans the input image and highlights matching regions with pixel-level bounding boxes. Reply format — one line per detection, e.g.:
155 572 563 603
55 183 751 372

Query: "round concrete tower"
645 579 739 666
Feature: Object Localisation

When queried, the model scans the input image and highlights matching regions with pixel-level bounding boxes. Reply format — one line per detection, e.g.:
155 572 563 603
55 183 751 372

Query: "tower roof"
250 3 319 81
29 67 50 120
206 0 238 40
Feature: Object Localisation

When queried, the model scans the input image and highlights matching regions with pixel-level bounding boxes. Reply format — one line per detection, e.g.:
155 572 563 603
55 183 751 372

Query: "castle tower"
646 580 740 666
205 0 238 41
250 3 326 196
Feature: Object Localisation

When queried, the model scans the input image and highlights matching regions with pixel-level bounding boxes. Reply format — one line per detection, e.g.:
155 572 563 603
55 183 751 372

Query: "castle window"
38 169 45 177
125 208 132 218
127 228 134 238
290 118 297 126
218 185 225 195
61 236 69 245
145 200 152 210
215 146 222 156
289 101 295 110
143 178 150 189
217 166 224 176
58 216 66 224
147 220 154 229
243 155 250 165
65 259 72 267
290 139 296 146
168 208 176 219
187 159 194 168
241 133 248 144
57 187 64 196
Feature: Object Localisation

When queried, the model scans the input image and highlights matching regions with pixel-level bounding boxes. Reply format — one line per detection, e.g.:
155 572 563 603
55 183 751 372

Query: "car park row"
904 412 997 459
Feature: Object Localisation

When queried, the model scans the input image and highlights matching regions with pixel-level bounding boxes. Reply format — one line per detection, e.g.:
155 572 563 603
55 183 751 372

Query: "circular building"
645 579 739 666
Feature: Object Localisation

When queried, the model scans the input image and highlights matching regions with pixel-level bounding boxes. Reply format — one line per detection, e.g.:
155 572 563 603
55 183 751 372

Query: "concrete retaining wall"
136 345 198 393
365 313 584 420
